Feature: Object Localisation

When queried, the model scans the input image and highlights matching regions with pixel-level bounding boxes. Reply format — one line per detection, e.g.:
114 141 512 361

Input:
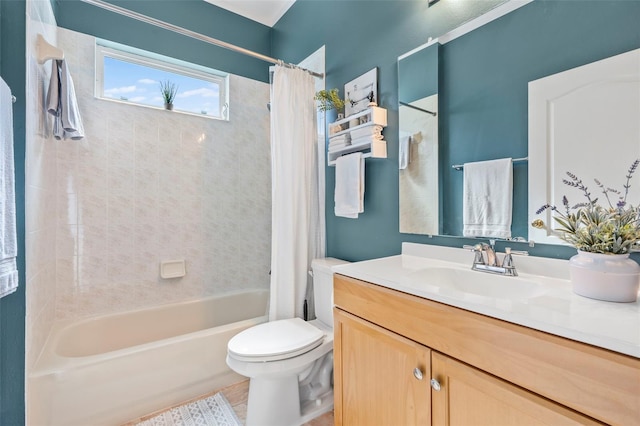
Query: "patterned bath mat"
137 392 242 426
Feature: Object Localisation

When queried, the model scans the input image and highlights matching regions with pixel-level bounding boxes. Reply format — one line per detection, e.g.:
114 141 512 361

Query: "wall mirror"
398 42 439 235
396 0 639 246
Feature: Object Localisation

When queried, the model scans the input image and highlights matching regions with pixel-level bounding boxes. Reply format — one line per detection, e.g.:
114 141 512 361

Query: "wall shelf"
328 106 387 166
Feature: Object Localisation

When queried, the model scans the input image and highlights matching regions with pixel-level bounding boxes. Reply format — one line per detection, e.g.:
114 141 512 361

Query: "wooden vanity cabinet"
334 309 431 425
333 274 640 426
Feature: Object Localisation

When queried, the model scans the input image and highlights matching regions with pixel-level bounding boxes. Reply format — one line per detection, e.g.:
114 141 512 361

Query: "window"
95 41 229 119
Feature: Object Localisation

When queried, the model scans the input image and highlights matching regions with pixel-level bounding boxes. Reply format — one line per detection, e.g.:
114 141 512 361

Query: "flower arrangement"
159 79 178 106
314 88 346 113
536 160 640 254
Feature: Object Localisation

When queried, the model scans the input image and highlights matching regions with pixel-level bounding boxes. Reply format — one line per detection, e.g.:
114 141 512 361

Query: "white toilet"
226 258 349 426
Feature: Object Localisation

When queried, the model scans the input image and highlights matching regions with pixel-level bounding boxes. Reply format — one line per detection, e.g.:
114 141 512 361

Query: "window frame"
95 42 229 120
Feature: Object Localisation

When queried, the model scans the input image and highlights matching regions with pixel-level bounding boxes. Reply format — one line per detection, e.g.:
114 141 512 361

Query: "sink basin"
408 267 547 299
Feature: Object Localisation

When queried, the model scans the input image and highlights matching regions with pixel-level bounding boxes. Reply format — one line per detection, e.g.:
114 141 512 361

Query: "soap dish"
160 259 186 279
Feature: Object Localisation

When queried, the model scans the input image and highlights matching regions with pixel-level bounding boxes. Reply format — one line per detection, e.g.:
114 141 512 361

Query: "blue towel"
47 59 84 140
0 77 18 298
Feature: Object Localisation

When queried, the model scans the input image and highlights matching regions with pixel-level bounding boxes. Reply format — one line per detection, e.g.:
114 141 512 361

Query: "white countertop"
333 243 640 358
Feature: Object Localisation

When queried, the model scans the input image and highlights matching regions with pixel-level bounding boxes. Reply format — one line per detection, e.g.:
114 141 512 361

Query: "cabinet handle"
430 378 441 391
413 367 423 381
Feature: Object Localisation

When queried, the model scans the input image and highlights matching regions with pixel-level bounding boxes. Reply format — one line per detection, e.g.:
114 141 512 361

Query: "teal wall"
0 0 26 424
55 0 274 82
273 0 640 262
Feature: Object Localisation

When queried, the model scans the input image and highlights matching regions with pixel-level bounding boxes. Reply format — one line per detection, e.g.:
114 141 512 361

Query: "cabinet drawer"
334 274 640 425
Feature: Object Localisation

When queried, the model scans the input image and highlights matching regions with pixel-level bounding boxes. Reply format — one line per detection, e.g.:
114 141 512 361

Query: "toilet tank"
311 258 350 328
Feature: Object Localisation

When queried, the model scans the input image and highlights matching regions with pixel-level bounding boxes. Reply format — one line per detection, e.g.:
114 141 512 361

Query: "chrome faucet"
463 243 528 276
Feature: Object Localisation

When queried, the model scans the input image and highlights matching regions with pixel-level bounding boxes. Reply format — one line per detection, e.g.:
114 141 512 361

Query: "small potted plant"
536 159 640 302
160 79 178 110
314 88 346 118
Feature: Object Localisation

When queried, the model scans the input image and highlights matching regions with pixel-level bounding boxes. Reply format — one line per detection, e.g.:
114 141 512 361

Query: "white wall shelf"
328 106 387 166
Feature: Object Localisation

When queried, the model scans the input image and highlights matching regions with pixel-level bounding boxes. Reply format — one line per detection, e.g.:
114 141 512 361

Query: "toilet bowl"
226 258 349 426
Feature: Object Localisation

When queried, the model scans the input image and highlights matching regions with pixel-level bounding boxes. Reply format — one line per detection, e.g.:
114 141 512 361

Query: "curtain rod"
80 0 324 79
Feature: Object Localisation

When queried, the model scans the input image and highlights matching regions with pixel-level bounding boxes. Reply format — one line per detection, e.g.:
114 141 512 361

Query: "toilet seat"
228 318 325 362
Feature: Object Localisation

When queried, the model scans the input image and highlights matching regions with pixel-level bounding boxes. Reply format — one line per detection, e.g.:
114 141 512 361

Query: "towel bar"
452 156 528 171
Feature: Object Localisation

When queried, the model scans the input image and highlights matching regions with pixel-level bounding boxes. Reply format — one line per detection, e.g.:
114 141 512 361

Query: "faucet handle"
463 244 485 265
501 252 515 269
500 247 528 275
505 247 529 256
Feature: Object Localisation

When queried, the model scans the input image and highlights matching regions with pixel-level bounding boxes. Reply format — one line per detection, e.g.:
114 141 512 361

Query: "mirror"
396 1 638 245
398 42 440 235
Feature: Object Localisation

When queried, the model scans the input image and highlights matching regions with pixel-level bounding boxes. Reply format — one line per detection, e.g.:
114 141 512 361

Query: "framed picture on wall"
344 67 378 117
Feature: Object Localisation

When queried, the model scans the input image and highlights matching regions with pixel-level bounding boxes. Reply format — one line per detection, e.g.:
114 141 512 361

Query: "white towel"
335 153 364 218
0 78 18 298
399 133 411 170
350 125 382 140
463 158 513 239
329 137 350 149
47 59 84 140
328 143 350 153
329 133 350 144
351 134 383 148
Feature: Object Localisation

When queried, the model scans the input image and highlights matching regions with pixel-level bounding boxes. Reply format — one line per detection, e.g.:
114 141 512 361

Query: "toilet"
226 257 349 426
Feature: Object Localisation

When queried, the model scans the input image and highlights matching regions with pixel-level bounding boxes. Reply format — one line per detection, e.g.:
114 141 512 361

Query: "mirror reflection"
398 42 439 235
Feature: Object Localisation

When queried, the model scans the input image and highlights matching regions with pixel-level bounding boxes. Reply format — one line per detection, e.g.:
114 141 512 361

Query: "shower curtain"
269 65 325 321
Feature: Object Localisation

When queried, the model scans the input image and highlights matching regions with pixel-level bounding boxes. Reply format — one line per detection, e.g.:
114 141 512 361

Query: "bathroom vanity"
332 244 640 425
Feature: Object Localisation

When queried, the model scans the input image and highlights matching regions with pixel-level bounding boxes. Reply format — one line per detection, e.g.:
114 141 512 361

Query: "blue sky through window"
103 56 222 116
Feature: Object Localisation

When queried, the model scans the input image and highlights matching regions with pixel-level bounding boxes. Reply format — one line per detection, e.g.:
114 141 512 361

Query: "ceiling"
204 0 296 27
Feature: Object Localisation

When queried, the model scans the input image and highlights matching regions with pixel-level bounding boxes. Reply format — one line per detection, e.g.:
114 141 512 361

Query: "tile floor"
123 379 334 426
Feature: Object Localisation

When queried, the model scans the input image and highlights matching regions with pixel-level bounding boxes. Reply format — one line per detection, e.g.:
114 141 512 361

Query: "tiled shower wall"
25 0 59 371
54 27 271 320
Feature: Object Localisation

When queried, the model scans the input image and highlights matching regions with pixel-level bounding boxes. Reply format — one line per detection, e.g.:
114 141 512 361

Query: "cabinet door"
431 352 603 426
334 309 431 426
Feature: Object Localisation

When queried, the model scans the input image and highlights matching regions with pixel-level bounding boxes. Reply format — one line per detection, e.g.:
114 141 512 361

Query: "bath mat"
137 392 242 426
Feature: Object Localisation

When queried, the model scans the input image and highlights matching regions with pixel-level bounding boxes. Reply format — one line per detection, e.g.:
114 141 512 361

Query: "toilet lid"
228 318 325 362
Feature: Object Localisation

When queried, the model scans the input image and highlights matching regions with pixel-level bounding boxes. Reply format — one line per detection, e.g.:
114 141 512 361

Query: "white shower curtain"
269 65 324 321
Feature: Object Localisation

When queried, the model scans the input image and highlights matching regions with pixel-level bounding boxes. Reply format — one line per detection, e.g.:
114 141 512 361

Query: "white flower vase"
569 251 640 302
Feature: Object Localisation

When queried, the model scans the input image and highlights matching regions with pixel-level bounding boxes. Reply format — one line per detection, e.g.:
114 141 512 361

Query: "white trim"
439 0 533 44
397 0 533 61
398 37 439 61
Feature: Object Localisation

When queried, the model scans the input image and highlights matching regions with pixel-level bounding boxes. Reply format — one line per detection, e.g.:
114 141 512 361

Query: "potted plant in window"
160 79 178 110
536 160 640 302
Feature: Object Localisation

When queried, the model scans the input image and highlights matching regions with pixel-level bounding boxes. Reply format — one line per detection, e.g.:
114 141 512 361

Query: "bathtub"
29 289 268 426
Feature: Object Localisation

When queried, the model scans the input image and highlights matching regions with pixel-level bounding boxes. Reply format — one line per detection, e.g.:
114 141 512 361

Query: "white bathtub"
29 290 268 426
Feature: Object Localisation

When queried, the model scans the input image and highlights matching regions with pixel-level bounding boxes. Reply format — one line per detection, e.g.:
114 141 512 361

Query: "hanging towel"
0 78 18 298
335 152 364 218
47 59 84 140
463 158 513 239
399 133 411 170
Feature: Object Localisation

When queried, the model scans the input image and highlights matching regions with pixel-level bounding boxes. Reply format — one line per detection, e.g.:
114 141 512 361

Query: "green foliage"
159 79 178 104
314 88 346 112
537 160 640 254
